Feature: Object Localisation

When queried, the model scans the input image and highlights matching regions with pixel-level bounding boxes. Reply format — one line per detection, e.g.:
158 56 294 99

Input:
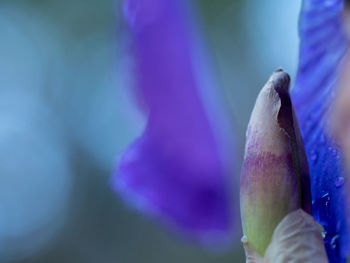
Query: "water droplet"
335 177 345 188
313 193 331 226
322 231 327 239
331 235 340 249
332 149 338 157
310 150 318 162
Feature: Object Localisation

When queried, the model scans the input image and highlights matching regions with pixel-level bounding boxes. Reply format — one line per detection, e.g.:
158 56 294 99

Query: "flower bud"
240 69 312 256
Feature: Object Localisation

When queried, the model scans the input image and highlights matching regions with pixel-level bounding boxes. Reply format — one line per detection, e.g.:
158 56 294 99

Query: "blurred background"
0 0 301 262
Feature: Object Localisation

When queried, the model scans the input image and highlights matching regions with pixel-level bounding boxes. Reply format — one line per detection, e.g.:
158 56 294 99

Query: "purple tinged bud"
240 69 312 256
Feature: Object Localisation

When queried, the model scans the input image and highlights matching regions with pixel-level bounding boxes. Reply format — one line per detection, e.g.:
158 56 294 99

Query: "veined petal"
112 0 236 242
292 0 349 262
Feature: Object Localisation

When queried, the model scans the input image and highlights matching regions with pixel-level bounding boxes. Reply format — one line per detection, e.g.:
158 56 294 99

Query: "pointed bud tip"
266 68 290 91
275 68 284 73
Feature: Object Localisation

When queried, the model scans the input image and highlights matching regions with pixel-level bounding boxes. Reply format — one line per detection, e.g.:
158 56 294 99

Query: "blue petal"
292 0 349 262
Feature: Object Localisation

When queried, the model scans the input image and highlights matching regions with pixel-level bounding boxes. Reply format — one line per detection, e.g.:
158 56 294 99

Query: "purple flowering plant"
112 0 350 262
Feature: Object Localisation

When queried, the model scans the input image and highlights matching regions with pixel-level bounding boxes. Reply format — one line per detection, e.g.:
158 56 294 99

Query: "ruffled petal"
112 0 235 242
292 0 349 262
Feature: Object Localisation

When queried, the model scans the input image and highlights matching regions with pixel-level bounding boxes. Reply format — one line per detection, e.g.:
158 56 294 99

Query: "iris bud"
240 69 312 256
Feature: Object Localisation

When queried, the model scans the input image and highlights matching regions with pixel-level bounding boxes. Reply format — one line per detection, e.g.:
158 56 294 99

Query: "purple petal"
292 0 349 261
112 0 236 242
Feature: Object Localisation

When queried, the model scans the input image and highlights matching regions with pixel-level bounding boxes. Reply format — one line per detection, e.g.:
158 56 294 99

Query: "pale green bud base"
242 209 328 263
